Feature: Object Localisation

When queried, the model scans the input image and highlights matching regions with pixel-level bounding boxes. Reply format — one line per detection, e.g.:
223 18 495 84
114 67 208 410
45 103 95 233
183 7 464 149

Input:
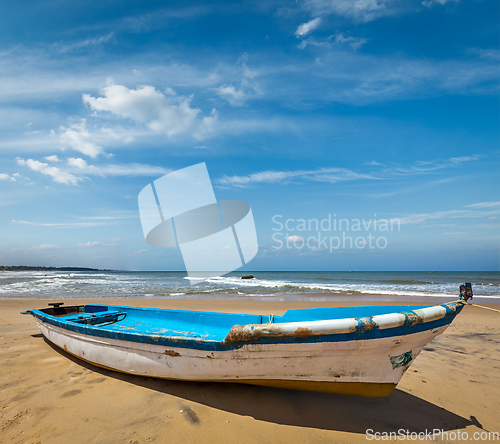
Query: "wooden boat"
22 291 471 397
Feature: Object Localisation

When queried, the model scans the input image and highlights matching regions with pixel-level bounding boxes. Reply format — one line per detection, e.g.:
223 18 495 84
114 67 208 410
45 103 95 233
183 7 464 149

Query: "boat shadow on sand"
42 338 481 435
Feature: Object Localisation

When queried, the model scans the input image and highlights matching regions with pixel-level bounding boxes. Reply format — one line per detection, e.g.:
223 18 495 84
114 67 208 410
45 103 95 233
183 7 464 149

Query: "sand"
1 298 499 444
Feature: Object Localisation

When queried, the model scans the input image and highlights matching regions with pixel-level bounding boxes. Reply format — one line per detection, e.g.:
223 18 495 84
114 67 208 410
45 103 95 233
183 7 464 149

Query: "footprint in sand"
60 389 81 398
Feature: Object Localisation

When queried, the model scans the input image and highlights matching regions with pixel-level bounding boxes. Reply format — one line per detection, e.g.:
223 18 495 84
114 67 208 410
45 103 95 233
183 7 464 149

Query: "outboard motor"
459 282 473 302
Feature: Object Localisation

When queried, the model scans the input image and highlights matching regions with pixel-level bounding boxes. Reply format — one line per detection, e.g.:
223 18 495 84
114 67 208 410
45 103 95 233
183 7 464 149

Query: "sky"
0 0 499 272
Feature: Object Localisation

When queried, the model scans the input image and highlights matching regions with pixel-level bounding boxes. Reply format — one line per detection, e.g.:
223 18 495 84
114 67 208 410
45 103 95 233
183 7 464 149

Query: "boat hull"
35 318 448 397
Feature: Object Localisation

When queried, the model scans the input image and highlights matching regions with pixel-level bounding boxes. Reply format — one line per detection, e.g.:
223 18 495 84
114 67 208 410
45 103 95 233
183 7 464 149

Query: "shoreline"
1 293 499 307
1 297 499 443
4 296 500 310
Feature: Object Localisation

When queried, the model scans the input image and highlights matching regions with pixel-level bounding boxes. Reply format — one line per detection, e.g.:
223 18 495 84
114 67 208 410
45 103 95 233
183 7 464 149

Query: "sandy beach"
1 298 499 444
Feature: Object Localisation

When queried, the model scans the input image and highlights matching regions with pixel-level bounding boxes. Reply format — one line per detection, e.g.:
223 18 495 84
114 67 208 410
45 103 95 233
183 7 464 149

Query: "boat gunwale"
223 301 463 345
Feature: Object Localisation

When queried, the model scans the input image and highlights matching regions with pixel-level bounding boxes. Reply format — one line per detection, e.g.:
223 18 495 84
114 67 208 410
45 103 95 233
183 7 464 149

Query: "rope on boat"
466 303 500 314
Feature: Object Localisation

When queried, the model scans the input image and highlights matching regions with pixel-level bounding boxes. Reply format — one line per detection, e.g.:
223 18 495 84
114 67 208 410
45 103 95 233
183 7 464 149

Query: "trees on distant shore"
0 266 110 272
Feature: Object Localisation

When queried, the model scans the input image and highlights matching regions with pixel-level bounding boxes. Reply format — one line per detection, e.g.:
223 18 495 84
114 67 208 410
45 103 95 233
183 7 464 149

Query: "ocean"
0 271 498 304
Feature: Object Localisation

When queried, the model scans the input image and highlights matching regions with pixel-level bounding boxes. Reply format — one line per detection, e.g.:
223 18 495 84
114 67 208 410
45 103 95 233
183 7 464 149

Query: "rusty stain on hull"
357 317 377 332
294 327 313 338
404 312 421 327
223 324 249 345
164 349 181 357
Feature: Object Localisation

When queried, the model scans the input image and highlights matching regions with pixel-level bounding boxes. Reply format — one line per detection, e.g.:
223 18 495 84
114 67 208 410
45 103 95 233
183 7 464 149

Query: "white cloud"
295 17 322 37
368 177 456 198
466 201 500 209
100 127 134 144
398 204 500 225
83 82 206 138
298 32 368 51
0 44 219 106
334 33 368 51
193 109 218 140
77 241 105 248
216 54 261 106
66 160 170 177
89 163 171 177
17 154 171 184
54 32 114 53
57 120 133 159
217 167 377 188
67 157 89 169
12 213 134 228
16 158 80 185
107 6 210 35
287 235 305 243
29 244 62 250
472 49 500 61
422 0 458 8
59 119 104 158
0 173 16 182
216 155 481 189
386 156 480 175
216 85 247 106
304 0 402 23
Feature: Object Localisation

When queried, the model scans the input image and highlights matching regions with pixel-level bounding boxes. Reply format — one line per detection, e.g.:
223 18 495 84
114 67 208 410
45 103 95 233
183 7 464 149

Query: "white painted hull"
36 319 447 395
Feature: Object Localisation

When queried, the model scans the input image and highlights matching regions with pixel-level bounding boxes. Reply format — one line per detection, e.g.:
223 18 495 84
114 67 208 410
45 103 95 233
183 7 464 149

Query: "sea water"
0 271 498 303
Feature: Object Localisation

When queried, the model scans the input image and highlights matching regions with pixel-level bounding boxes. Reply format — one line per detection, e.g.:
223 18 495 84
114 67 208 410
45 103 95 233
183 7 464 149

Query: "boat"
21 284 473 397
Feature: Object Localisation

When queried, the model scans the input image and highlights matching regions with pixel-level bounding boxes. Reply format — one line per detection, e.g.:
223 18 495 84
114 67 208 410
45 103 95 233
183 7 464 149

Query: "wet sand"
1 298 499 443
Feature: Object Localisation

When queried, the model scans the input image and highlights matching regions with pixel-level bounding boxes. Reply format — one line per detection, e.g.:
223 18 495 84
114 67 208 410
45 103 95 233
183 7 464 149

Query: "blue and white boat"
22 289 471 397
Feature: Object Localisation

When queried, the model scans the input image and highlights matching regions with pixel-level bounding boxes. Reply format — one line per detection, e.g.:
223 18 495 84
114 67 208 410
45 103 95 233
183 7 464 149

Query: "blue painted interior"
279 305 433 322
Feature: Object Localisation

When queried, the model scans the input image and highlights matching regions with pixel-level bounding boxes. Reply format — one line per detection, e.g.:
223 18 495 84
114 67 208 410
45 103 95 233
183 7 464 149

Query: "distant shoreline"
0 266 113 272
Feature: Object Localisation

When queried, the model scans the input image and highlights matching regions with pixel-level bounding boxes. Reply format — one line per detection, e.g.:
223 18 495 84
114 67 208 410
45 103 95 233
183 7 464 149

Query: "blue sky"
0 0 498 271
